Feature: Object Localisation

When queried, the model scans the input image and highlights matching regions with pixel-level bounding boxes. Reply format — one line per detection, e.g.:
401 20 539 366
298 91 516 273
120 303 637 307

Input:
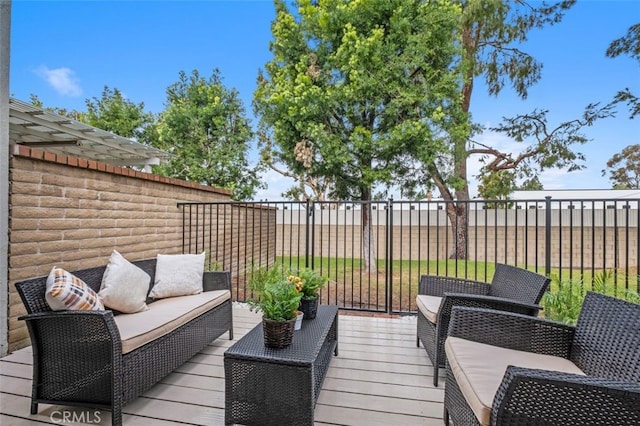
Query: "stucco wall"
8 146 236 352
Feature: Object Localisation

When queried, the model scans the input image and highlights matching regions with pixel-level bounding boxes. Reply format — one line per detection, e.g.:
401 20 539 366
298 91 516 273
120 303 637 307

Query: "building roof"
512 189 640 200
8 98 171 168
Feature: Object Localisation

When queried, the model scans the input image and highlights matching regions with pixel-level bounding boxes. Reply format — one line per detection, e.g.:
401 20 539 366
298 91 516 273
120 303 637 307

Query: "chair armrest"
448 306 575 357
203 271 232 292
492 366 640 426
419 275 490 297
440 294 542 318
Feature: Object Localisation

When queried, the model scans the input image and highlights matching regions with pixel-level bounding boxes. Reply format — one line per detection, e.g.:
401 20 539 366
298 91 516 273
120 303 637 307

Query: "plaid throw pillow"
45 267 104 311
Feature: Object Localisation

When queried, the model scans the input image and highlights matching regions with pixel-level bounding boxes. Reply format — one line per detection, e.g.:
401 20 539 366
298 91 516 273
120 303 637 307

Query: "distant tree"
606 23 640 119
29 90 155 143
253 0 461 271
477 170 515 201
518 176 544 191
28 94 83 120
602 144 640 189
153 70 262 200
83 86 155 141
478 169 542 208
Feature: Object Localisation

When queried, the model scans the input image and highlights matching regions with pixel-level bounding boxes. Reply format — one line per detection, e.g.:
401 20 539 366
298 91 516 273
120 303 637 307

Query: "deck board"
0 303 443 425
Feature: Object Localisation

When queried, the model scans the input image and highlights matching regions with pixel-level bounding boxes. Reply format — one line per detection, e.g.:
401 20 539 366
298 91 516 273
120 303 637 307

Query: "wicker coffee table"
224 305 338 426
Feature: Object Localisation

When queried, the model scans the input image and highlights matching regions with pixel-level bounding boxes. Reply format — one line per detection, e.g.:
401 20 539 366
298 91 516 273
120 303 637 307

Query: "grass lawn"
275 256 638 313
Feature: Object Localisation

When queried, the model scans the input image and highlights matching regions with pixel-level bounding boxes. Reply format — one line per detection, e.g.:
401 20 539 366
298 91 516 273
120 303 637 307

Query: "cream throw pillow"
46 267 104 311
98 250 151 313
148 252 205 299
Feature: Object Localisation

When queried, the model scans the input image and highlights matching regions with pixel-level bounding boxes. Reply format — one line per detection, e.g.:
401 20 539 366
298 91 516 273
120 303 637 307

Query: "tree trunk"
445 200 468 260
361 189 377 272
438 22 474 260
435 180 469 260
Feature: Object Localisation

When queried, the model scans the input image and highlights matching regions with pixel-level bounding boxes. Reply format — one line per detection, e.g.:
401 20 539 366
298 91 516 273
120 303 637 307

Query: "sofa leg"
229 328 234 340
443 406 449 425
433 363 439 387
112 403 122 426
416 336 420 347
30 402 38 415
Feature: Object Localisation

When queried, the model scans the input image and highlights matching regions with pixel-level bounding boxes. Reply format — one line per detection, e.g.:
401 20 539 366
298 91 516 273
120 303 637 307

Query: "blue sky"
9 0 640 200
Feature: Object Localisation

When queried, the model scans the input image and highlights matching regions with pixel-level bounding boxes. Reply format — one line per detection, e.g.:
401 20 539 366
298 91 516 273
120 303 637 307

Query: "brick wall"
8 147 236 351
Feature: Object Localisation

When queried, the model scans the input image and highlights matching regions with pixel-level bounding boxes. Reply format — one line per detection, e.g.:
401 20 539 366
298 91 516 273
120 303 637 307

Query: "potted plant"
290 268 328 320
248 265 303 348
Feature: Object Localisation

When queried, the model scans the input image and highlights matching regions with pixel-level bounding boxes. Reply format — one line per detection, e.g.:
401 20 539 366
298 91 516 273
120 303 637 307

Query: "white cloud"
34 66 82 97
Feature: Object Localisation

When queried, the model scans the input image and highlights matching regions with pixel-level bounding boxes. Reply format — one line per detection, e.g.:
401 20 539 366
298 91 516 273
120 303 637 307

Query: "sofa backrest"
488 263 550 305
570 291 640 382
15 258 159 315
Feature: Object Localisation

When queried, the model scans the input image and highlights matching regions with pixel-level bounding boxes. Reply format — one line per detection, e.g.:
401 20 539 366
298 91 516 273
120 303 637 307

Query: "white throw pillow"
148 252 205 299
98 250 151 313
46 267 104 311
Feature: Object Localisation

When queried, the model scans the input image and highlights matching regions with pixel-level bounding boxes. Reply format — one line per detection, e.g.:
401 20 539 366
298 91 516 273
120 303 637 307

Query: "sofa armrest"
492 366 640 426
19 310 123 399
203 271 231 292
419 275 490 297
448 306 575 357
19 310 122 352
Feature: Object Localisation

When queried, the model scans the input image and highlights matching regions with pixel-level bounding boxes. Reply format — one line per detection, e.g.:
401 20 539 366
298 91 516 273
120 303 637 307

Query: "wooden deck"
0 303 444 425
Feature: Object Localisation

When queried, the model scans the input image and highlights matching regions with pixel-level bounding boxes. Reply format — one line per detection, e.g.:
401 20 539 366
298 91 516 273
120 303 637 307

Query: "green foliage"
542 270 640 325
247 265 303 321
31 88 155 143
83 86 155 141
153 69 263 200
541 277 585 325
416 1 577 201
291 268 328 300
485 103 616 181
602 144 640 189
29 94 83 120
606 23 640 119
253 0 462 202
477 170 516 204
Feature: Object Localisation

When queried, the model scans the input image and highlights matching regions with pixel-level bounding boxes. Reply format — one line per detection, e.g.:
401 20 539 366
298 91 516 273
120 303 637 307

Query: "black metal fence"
178 198 639 314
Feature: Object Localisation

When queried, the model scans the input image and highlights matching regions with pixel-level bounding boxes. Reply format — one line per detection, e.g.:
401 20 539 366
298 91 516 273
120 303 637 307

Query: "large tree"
153 70 262 200
407 0 618 259
253 0 461 270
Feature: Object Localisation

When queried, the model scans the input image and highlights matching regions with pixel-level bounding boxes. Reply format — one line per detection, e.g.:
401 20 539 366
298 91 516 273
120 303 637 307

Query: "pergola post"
0 0 11 356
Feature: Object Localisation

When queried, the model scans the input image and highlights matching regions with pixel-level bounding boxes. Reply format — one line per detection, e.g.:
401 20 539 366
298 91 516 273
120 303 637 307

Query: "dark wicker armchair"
416 263 549 386
444 292 640 426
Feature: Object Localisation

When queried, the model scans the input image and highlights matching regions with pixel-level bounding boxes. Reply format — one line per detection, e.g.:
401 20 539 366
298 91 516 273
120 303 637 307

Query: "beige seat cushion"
114 290 230 353
416 295 442 323
445 336 585 426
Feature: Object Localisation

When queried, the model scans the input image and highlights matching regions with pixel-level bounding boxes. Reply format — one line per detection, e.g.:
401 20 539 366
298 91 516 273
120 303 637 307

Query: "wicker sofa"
444 292 640 426
15 257 234 426
416 263 550 386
